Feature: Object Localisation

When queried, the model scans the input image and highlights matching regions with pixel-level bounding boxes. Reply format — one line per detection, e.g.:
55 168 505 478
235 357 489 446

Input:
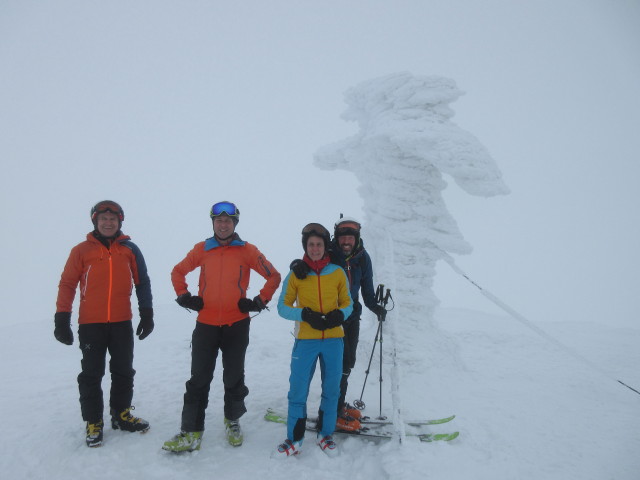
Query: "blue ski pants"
287 337 343 441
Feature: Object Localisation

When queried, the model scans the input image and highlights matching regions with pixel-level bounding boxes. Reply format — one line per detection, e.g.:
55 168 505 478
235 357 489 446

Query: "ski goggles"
335 226 360 237
336 220 360 231
91 201 124 221
301 223 330 237
335 220 360 237
210 201 240 218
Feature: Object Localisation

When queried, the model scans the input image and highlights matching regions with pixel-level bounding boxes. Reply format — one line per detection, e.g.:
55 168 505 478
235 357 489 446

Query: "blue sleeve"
277 272 302 322
338 268 354 319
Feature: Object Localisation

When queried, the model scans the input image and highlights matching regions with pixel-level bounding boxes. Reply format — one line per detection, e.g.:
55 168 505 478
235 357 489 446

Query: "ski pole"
354 285 391 420
354 320 381 411
354 285 384 410
376 288 391 420
377 304 384 419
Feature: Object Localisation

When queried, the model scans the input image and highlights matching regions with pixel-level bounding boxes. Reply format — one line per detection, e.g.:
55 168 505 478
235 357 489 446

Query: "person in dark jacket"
54 200 154 448
290 216 385 431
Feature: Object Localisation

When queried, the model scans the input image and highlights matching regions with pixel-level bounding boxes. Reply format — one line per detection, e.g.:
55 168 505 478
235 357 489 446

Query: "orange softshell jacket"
171 236 281 326
56 233 153 324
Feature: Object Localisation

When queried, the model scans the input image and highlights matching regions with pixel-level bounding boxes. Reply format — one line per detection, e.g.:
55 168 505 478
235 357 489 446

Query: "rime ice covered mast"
315 72 509 320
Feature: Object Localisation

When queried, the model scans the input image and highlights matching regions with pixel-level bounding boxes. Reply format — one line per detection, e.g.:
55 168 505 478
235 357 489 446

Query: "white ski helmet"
334 216 361 241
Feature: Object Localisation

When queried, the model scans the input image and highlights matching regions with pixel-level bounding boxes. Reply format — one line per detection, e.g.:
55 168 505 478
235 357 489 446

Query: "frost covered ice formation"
315 72 509 368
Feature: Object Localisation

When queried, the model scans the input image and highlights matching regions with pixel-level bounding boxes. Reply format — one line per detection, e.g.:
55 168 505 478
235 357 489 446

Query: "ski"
331 427 459 443
266 408 455 427
358 414 456 426
264 409 459 443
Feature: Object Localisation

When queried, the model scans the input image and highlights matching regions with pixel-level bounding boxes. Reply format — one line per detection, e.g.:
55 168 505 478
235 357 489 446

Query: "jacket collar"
303 253 331 274
88 231 128 248
204 233 246 251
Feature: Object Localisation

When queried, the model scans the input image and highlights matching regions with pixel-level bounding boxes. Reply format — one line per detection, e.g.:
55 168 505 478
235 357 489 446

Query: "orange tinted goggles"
91 202 124 221
301 223 330 237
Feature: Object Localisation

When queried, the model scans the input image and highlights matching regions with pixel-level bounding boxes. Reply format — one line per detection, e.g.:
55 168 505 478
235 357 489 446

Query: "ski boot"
274 438 302 458
336 412 361 432
317 434 338 457
224 418 243 446
162 431 203 452
86 419 104 448
110 406 150 433
342 402 363 419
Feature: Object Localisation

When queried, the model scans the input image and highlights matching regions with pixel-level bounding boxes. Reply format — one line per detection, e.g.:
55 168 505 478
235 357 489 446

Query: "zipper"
81 266 91 299
200 264 207 298
107 247 113 322
216 247 225 318
316 272 325 340
238 265 245 297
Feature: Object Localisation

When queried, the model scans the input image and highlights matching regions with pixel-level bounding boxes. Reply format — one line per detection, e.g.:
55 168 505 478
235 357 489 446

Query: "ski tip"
418 431 460 442
431 414 455 423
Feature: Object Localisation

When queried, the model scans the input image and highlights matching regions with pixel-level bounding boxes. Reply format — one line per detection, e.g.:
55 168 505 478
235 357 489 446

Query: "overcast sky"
1 0 638 328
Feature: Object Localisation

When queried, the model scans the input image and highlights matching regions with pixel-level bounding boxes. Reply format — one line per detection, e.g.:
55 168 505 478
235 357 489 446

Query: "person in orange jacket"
54 200 154 448
162 201 281 453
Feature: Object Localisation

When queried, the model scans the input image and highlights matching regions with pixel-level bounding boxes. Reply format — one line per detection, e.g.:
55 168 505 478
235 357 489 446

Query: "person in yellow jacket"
162 201 281 453
275 223 352 457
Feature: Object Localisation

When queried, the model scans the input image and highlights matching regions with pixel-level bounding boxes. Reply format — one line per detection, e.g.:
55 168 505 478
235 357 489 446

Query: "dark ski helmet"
301 223 331 253
90 200 124 227
210 201 240 225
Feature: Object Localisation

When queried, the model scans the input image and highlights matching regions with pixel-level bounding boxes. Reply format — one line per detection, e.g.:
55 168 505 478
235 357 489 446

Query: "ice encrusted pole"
314 72 509 436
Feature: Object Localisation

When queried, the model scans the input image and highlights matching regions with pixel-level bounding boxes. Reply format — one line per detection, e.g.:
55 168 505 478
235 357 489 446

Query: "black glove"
136 307 154 340
290 259 310 280
176 292 204 311
238 295 267 313
324 309 345 329
54 312 73 345
372 304 387 321
301 307 327 330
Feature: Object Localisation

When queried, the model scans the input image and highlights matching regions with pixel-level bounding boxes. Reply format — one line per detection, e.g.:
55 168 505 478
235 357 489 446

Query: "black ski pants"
181 318 250 432
77 320 135 423
338 317 360 413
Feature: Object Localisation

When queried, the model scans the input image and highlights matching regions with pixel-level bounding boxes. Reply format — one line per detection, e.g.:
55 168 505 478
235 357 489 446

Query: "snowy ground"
2 305 638 480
